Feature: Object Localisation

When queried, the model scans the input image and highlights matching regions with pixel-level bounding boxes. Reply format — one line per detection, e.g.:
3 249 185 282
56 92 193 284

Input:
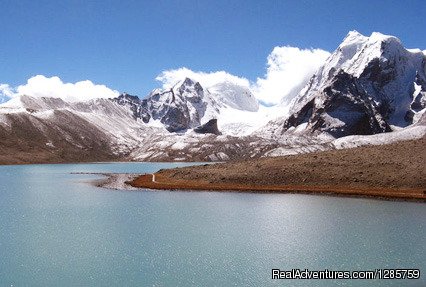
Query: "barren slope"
131 137 426 200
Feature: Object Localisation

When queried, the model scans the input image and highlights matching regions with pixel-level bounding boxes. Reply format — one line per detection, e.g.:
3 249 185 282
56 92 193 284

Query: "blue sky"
1 0 425 98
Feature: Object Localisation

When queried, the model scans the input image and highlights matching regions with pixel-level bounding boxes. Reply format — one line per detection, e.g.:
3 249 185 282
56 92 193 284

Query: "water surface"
0 163 425 286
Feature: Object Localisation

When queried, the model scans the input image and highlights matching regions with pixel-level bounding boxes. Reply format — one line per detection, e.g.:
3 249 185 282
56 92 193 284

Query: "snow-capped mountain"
0 94 149 157
113 77 259 134
0 79 273 163
207 81 258 112
114 78 218 132
273 31 426 137
0 31 425 164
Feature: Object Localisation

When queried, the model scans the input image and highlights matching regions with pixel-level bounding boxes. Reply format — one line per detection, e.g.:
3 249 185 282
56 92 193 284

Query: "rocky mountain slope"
0 93 333 163
112 77 259 133
268 31 426 138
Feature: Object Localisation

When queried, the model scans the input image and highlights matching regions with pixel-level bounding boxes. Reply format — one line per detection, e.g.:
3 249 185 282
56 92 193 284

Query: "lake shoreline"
126 138 425 202
128 173 426 202
73 172 140 190
89 171 426 202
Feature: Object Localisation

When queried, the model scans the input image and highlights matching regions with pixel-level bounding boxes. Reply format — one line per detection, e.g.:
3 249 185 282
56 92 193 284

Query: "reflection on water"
0 163 425 286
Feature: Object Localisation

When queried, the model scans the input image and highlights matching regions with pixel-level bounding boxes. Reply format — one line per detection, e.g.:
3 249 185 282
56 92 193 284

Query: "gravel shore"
81 173 139 190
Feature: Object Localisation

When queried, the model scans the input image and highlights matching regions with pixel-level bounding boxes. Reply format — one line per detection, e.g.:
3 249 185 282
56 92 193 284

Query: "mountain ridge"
0 31 425 164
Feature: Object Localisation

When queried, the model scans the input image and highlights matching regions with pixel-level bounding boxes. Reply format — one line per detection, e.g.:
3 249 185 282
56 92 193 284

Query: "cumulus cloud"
156 67 250 89
1 75 119 103
253 46 330 105
0 84 14 103
156 47 330 106
3 46 329 106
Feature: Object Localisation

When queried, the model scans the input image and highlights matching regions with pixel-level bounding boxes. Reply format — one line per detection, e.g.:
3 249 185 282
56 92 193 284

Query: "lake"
0 162 425 286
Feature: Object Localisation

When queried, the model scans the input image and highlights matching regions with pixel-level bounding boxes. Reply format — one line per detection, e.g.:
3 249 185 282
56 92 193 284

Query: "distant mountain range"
0 31 425 164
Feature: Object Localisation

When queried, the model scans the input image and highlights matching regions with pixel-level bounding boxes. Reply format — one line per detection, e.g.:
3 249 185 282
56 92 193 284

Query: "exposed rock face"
194 119 221 135
112 93 150 122
113 78 216 132
282 31 426 137
284 71 391 137
145 78 210 132
113 77 259 133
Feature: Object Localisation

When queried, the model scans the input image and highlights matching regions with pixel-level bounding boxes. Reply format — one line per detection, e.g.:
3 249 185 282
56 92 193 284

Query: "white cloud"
0 84 14 97
253 46 330 105
2 46 330 106
156 67 251 89
0 84 14 103
1 75 119 103
156 47 330 107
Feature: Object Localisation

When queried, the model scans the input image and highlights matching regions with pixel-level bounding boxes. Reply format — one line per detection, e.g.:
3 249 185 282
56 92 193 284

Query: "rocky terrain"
112 77 259 133
130 136 426 200
263 31 426 138
0 109 119 164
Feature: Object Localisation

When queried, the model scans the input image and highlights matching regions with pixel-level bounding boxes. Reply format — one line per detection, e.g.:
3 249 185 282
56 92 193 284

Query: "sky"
0 0 425 104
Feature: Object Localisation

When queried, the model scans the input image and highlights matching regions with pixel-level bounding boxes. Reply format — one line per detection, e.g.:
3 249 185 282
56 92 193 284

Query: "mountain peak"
340 30 368 48
280 31 426 137
341 31 399 47
369 31 400 44
182 77 195 86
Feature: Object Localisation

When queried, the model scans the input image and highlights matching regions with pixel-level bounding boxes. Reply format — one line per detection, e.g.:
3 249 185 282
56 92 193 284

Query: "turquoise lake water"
0 162 425 286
